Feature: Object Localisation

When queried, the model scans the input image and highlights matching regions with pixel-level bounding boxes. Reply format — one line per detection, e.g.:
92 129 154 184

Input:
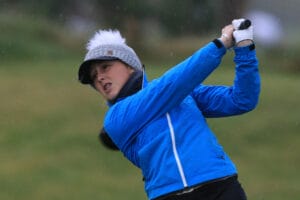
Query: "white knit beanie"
78 29 143 84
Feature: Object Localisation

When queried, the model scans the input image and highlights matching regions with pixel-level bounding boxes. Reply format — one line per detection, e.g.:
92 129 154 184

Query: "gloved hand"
232 19 253 44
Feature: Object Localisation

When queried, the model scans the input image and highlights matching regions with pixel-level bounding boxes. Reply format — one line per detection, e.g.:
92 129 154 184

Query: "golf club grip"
239 19 251 30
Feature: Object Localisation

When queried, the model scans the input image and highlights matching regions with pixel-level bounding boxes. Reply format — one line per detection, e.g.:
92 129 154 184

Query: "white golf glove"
232 18 253 44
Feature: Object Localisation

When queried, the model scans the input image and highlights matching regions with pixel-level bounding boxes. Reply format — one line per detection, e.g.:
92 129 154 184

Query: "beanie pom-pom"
86 29 126 51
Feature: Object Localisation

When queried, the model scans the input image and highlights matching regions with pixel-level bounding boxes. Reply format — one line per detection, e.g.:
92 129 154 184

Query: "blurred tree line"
2 0 247 37
3 0 300 72
2 0 260 62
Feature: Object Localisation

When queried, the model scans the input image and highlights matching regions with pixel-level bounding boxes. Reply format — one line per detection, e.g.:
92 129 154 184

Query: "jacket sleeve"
191 44 260 117
104 42 226 150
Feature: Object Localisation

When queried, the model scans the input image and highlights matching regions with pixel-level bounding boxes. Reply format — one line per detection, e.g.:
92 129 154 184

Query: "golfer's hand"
232 18 254 47
219 25 234 49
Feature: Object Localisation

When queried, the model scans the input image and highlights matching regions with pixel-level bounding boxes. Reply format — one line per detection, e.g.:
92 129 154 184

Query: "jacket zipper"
166 113 188 187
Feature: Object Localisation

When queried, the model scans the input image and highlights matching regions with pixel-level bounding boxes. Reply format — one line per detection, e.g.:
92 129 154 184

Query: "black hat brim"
78 56 118 84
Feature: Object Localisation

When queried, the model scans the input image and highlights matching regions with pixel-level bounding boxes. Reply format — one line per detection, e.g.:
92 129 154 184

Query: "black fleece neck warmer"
108 70 143 105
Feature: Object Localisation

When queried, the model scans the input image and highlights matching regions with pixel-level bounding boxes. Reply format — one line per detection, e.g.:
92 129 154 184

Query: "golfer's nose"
96 71 105 82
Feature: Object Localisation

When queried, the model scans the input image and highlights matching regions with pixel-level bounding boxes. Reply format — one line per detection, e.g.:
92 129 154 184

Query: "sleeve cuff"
213 39 224 49
234 43 255 51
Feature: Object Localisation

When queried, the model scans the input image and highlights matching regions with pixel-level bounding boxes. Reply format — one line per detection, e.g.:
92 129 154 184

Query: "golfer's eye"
101 64 111 71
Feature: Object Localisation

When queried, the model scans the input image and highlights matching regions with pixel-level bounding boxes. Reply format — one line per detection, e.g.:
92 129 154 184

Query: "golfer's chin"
103 92 118 102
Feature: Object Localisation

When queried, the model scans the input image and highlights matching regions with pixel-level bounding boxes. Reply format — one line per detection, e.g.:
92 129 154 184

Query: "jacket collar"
108 70 144 106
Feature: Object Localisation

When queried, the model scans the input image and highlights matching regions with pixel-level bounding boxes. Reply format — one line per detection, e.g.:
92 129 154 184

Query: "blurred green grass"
1 12 300 200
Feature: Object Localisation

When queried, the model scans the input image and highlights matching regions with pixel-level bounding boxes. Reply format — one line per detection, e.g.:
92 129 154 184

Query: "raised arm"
191 19 260 117
191 44 260 117
104 21 251 149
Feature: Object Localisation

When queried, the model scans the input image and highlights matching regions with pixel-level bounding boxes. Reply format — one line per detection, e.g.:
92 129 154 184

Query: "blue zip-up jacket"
104 41 260 199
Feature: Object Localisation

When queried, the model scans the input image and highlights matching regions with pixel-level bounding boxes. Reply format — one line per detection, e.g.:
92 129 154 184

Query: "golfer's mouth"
103 83 112 93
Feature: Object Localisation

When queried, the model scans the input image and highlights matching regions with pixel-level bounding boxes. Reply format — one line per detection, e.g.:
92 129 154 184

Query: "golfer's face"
90 60 134 101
